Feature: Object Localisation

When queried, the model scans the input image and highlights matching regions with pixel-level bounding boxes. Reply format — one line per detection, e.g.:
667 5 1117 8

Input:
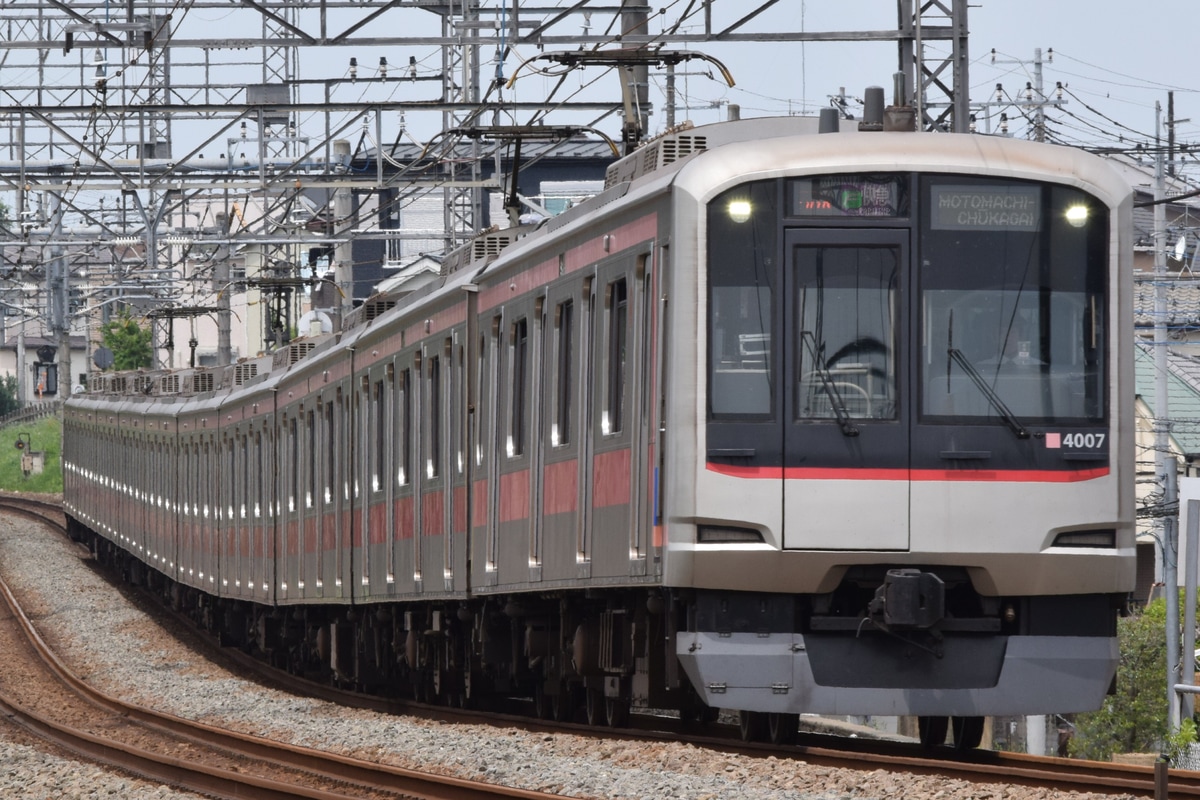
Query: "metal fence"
0 401 63 429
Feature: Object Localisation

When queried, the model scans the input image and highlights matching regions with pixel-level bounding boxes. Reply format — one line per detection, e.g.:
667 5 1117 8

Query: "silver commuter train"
64 115 1135 748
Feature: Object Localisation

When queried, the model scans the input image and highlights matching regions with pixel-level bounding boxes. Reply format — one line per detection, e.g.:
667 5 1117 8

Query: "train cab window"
553 300 574 447
603 279 627 434
707 180 778 419
794 245 899 421
919 178 1107 423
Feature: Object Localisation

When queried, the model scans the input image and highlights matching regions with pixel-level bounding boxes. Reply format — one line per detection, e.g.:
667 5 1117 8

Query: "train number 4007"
1061 432 1106 449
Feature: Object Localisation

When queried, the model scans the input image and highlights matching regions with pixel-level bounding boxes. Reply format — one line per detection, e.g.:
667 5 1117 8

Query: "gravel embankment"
0 511 1141 800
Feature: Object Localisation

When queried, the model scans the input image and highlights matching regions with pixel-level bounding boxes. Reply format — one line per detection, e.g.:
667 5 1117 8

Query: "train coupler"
867 568 945 630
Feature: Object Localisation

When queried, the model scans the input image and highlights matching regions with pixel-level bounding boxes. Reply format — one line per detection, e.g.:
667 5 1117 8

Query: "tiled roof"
1134 280 1200 329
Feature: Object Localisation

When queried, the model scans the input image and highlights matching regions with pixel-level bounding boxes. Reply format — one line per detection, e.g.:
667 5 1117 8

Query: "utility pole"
976 48 1064 140
0 0 977 372
1155 100 1183 731
49 191 72 397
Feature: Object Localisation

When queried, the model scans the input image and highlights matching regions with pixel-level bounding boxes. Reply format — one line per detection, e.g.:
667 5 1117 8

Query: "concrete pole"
50 191 73 395
16 320 25 404
216 256 232 366
1033 47 1045 143
1155 101 1183 731
1026 716 1046 756
1184 499 1198 720
333 139 353 324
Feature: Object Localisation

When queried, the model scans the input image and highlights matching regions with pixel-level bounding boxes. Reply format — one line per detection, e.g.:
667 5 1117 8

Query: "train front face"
669 134 1135 718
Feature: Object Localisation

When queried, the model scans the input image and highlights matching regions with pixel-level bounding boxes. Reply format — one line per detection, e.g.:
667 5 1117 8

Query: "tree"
99 312 153 371
0 374 19 415
1069 597 1200 762
1070 600 1169 760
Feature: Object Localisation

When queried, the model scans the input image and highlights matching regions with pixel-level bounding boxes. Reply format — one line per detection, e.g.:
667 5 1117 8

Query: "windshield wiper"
801 331 858 437
947 347 1030 440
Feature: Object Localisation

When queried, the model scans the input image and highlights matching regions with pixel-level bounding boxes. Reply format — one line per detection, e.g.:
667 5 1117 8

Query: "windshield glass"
920 178 1107 423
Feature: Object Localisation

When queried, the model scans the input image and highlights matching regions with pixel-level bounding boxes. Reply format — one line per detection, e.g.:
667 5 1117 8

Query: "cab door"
781 229 910 551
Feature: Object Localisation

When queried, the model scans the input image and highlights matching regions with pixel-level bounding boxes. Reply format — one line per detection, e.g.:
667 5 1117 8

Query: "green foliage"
1070 599 1177 761
0 374 20 416
100 312 153 371
1166 718 1198 764
0 416 63 494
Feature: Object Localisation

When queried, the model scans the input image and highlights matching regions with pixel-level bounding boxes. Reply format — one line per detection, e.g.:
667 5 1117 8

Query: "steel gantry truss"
0 0 969 386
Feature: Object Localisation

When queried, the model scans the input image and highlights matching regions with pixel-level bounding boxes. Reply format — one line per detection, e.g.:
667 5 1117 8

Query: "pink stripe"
543 459 579 515
593 449 631 507
499 470 530 522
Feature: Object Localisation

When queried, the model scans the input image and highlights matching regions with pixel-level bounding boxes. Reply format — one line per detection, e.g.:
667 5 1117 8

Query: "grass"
0 416 63 495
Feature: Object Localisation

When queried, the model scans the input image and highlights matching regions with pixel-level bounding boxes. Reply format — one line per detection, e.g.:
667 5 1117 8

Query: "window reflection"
794 245 898 420
920 179 1105 423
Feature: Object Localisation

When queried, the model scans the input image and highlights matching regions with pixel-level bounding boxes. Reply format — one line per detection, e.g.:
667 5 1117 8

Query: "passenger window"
373 379 386 492
427 355 441 479
508 319 528 457
553 300 573 447
604 279 627 435
397 369 411 486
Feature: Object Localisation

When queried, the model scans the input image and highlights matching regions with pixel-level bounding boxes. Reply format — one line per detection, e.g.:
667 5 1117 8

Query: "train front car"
664 125 1134 746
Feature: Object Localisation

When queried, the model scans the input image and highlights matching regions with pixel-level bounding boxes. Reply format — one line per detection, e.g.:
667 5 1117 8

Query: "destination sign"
931 185 1041 231
790 175 908 218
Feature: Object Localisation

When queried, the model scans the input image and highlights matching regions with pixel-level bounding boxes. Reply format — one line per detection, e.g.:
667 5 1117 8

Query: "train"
63 111 1136 750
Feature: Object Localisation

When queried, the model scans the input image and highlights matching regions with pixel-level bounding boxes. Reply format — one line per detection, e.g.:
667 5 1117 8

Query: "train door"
541 279 583 582
282 413 300 601
781 229 909 551
447 332 467 592
583 257 648 578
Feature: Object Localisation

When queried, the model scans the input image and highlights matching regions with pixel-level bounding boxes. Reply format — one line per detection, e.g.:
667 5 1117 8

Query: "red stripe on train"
706 463 1109 483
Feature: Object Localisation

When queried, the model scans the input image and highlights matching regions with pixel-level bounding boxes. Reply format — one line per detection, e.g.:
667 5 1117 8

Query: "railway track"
0 495 567 800
2 493 1197 799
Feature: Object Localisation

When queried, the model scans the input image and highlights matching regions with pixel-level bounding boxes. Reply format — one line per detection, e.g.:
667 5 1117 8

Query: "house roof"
1134 342 1200 455
1134 279 1200 330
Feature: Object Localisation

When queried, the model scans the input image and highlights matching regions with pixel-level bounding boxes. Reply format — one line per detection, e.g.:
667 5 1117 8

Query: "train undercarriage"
76 522 712 732
72 519 1120 751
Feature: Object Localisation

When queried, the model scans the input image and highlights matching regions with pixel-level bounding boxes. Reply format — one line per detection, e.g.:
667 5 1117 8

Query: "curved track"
0 495 567 800
4 494 1198 798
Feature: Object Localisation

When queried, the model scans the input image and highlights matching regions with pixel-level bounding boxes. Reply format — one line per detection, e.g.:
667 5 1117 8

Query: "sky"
10 0 1199 214
649 0 1199 158
91 1 1196 170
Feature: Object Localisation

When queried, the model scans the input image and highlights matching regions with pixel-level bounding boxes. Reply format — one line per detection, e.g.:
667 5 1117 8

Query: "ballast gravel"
0 509 1141 800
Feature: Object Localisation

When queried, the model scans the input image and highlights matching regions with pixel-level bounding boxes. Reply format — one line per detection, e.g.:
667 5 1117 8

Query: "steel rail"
11 494 1200 798
0 500 568 800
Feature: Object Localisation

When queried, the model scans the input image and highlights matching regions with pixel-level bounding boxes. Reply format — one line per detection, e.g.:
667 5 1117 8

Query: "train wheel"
951 716 984 750
767 712 799 746
585 688 604 726
452 668 473 709
551 684 577 722
918 715 949 747
738 710 768 742
534 683 553 720
605 697 630 728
